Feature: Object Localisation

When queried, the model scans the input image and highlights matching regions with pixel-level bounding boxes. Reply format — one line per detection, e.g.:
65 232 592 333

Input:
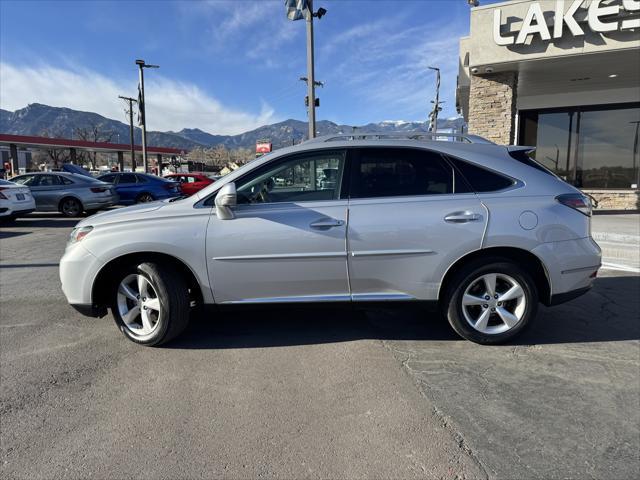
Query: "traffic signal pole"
306 1 316 140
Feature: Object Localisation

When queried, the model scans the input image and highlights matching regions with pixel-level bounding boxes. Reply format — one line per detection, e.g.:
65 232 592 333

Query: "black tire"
59 197 83 217
442 257 538 344
136 193 154 203
111 262 190 346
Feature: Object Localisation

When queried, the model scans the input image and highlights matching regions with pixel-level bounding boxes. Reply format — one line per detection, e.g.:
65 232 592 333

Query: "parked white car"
0 179 36 221
60 133 601 346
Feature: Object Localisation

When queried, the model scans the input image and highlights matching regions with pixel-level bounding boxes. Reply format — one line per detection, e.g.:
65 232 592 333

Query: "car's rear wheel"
59 197 83 217
443 258 538 344
111 262 190 346
136 193 154 203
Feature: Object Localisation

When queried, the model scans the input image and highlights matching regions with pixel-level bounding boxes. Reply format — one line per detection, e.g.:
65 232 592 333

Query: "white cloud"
0 62 277 134
319 20 465 121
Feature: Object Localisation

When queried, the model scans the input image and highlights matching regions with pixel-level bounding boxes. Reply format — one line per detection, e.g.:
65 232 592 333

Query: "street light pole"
135 59 159 173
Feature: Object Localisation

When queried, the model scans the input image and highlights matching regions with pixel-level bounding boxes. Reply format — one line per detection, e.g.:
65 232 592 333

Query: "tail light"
556 193 592 217
164 183 180 191
0 187 7 199
90 187 108 193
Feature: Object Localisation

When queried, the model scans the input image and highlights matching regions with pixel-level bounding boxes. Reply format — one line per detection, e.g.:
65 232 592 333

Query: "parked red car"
163 173 215 196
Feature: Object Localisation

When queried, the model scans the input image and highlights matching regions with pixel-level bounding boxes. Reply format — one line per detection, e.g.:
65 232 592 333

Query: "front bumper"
59 243 104 306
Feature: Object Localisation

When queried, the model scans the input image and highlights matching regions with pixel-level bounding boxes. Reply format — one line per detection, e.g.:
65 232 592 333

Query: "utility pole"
428 66 442 133
135 59 159 173
631 120 640 187
118 95 138 171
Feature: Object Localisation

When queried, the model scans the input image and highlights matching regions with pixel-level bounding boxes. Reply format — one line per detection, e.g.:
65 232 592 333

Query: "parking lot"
1 214 639 479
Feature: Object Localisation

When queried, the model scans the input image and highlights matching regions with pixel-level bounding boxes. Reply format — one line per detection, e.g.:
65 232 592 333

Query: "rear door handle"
310 218 345 229
444 212 482 223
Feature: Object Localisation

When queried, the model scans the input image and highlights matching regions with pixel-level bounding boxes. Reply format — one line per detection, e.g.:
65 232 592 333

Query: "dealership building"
458 0 640 209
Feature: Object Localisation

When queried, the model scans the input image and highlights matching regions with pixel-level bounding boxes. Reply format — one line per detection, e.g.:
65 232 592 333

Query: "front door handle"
310 218 345 229
444 212 482 223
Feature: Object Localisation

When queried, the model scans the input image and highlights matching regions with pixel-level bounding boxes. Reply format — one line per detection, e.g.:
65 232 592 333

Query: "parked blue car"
97 172 181 205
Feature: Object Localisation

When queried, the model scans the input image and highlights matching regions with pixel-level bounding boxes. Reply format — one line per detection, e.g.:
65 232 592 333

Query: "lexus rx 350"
60 134 601 346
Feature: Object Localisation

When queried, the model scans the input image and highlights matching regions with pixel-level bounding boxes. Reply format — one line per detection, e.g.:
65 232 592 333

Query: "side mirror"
215 182 236 220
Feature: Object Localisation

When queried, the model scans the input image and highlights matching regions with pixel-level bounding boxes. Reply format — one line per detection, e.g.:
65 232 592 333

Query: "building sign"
494 0 640 46
255 140 272 157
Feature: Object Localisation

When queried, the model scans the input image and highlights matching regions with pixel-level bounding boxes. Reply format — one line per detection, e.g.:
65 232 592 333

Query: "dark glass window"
135 174 149 183
35 175 62 186
448 157 514 192
12 175 35 186
99 174 116 183
119 173 137 184
350 148 454 199
519 104 640 189
60 176 74 185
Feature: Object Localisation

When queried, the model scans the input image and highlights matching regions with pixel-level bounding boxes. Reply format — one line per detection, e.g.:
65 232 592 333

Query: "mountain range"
0 103 465 151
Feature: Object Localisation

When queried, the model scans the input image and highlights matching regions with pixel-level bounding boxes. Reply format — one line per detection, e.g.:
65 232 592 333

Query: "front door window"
236 150 345 204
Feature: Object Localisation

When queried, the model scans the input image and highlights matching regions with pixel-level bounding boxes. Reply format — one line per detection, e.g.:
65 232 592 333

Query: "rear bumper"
0 207 35 217
70 303 108 318
85 194 118 210
533 236 601 301
548 285 592 306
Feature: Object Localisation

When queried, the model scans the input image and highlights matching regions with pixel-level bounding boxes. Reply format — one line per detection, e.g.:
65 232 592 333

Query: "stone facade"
467 72 518 145
586 190 640 211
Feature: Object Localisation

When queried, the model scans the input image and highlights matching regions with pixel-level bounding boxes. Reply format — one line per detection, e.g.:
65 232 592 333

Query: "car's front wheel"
443 258 538 344
111 262 190 346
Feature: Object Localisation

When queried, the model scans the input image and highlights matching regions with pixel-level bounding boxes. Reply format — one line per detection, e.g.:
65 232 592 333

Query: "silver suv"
60 134 601 346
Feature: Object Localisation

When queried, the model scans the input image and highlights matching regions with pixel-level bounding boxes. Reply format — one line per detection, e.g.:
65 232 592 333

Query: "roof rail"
306 132 494 145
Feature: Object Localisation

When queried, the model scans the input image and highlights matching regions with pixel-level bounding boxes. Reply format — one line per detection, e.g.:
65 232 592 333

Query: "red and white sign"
256 142 272 154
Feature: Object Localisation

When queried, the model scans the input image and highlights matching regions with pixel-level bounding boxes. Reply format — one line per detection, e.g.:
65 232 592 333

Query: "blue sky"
1 0 474 134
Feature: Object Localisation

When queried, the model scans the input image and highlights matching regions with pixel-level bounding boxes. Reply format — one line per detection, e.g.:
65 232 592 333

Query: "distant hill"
0 103 465 151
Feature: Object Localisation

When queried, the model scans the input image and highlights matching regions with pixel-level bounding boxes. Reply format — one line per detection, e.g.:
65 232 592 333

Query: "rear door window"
119 173 137 184
100 174 117 183
349 148 455 199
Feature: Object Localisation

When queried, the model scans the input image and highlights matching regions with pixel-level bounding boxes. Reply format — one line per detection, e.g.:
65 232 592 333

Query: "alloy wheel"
461 273 527 335
116 273 162 337
61 199 81 216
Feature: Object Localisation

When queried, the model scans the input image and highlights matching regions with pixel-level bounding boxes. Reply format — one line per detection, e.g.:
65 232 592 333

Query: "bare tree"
74 123 115 170
39 128 71 169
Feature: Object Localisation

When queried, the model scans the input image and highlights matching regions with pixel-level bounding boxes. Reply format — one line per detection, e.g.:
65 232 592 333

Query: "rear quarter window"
447 157 515 192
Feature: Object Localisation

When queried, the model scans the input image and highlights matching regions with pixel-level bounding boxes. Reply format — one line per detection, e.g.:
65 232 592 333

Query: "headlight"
68 226 93 245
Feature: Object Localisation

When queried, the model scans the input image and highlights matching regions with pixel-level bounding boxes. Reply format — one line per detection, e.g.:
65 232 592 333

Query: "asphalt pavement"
1 214 639 479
